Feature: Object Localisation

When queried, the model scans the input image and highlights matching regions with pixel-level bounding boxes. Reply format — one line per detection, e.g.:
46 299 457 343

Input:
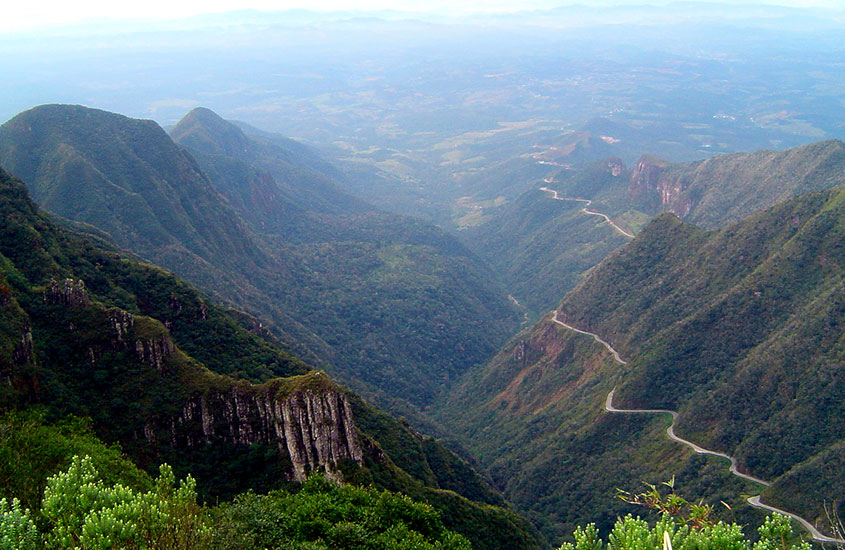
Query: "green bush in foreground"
558 513 812 550
0 497 38 550
41 456 210 550
211 474 473 550
0 455 472 550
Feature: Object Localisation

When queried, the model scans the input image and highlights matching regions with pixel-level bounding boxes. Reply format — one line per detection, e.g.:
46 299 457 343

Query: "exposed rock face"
109 309 135 342
148 380 364 482
606 157 626 177
513 341 530 366
44 278 90 307
628 155 669 205
12 323 34 365
627 155 693 217
30 273 362 485
134 334 174 371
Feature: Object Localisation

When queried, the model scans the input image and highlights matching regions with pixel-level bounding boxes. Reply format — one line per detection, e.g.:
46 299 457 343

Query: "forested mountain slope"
0 167 544 550
170 106 371 231
629 139 845 227
0 103 324 359
169 107 518 409
438 184 845 543
462 159 640 313
0 104 518 416
465 140 845 316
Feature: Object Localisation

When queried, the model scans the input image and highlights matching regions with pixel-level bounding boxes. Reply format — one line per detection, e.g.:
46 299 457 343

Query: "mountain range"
0 104 518 419
0 102 843 548
465 139 845 315
438 178 845 540
0 165 543 550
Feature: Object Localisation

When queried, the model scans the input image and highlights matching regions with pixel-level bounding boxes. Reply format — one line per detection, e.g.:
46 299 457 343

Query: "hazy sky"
3 0 840 32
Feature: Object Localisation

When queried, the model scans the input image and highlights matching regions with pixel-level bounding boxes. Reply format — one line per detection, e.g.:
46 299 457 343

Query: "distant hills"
438 181 845 541
0 104 517 417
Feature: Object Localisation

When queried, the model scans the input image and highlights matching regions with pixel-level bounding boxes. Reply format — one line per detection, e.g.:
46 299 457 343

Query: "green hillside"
629 139 845 228
170 107 371 238
0 104 518 417
463 159 642 314
0 166 544 550
437 185 845 543
464 140 845 316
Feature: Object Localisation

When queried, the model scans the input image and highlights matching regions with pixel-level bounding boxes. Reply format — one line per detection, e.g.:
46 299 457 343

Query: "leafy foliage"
0 497 38 550
558 513 811 550
212 474 472 550
41 456 210 550
0 411 150 512
0 458 479 550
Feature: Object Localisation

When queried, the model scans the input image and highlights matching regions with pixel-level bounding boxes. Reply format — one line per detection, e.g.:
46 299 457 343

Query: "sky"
3 0 841 32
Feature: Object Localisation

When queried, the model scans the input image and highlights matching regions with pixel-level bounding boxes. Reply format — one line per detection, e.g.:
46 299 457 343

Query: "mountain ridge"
438 183 845 542
0 165 545 550
0 103 518 426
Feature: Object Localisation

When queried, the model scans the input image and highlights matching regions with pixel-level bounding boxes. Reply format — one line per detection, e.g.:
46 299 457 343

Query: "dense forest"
0 167 544 550
437 183 845 540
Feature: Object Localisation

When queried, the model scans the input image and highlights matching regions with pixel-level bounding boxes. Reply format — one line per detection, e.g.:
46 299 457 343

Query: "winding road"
551 310 627 365
539 186 635 238
549 310 845 545
509 294 530 325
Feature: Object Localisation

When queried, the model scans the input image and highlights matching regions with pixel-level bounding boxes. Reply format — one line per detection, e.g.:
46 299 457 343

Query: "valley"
1 103 842 549
538 188 635 239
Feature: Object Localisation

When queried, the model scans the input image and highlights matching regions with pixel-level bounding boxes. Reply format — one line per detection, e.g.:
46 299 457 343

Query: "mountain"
464 140 845 315
168 107 519 409
0 103 323 360
437 184 845 543
0 166 544 550
629 139 845 227
170 106 371 229
0 104 518 417
462 158 641 314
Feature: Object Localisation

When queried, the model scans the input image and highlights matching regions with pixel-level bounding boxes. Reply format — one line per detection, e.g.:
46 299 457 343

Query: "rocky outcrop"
606 157 625 177
44 278 90 308
134 334 174 371
628 155 693 217
628 155 669 205
146 377 364 482
109 309 135 342
11 323 34 366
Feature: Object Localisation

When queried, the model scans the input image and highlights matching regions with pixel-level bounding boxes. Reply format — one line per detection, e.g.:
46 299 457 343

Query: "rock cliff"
148 377 364 482
37 275 364 482
11 323 34 366
44 278 90 308
627 154 693 216
627 140 845 227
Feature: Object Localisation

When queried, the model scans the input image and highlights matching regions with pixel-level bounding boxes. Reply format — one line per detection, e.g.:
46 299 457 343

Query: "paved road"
549 312 845 545
539 186 635 238
605 389 770 487
509 294 530 325
550 310 627 364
